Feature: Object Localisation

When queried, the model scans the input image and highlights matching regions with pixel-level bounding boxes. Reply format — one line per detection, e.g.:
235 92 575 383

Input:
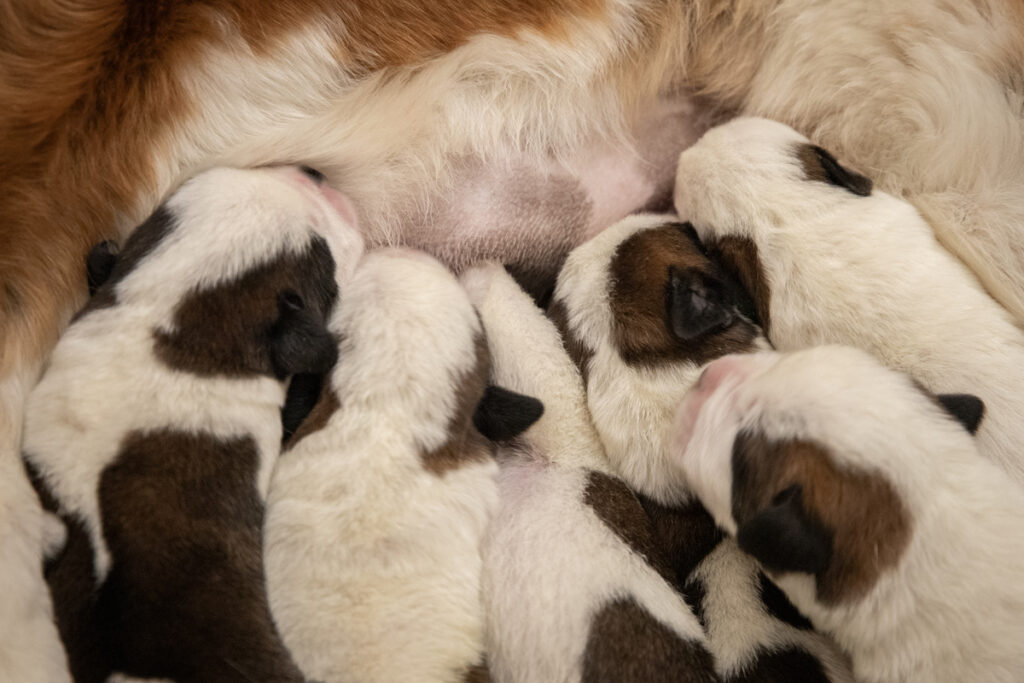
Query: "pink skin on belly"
394 95 715 293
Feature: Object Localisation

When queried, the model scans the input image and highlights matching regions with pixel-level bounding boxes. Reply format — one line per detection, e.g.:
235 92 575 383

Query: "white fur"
23 165 363 581
675 116 1024 484
265 250 496 683
552 212 771 504
677 346 1024 683
463 262 710 683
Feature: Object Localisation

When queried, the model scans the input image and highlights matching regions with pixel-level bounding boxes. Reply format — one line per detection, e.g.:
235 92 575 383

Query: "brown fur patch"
97 428 303 681
704 235 772 336
463 660 492 683
582 597 718 683
546 298 595 386
608 222 760 367
153 235 337 378
286 382 341 451
637 496 723 593
731 433 912 605
421 334 494 475
583 470 676 584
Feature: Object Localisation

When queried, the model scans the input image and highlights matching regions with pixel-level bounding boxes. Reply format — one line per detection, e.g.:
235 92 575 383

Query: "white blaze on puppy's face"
551 213 767 504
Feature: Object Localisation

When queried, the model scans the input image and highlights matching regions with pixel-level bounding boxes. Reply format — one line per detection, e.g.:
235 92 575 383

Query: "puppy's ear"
281 373 326 443
737 484 832 576
809 145 873 197
86 240 120 295
936 393 985 435
473 385 544 442
666 267 736 341
270 290 338 378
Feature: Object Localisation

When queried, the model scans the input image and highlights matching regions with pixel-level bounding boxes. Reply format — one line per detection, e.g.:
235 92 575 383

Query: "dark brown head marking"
703 235 772 337
154 235 338 379
96 429 304 681
421 335 494 475
637 495 723 595
546 298 595 386
729 647 831 683
796 143 873 197
608 222 760 367
462 660 491 683
731 432 912 605
582 598 718 683
583 470 676 585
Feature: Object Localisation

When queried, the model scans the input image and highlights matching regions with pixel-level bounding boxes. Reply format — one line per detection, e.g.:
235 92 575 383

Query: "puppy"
264 249 541 683
675 116 1024 483
550 217 852 681
22 165 363 682
463 261 718 683
550 213 767 504
675 345 1024 683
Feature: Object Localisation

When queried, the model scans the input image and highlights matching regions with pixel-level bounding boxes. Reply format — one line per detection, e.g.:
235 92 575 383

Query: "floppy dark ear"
811 145 873 197
473 385 544 441
666 267 736 341
270 290 338 378
936 393 985 435
737 485 832 576
86 240 120 295
281 373 326 443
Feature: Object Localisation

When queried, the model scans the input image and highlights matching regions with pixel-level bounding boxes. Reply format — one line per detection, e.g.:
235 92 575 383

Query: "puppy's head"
550 213 767 502
308 249 540 467
676 346 984 607
86 166 364 379
673 117 875 334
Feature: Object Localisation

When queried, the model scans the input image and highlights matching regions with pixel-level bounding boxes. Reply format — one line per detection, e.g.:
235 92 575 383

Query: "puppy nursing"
675 116 1024 483
265 251 539 683
676 346 1024 683
22 166 363 681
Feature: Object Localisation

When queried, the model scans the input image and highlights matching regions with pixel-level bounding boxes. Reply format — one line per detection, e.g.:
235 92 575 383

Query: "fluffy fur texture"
551 218 851 682
551 213 769 504
5 0 1024 525
675 346 1024 683
22 166 363 681
265 249 502 683
675 116 1024 484
463 262 717 683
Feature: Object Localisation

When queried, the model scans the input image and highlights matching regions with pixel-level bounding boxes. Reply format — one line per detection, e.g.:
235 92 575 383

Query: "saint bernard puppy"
21 165 363 682
675 346 1024 683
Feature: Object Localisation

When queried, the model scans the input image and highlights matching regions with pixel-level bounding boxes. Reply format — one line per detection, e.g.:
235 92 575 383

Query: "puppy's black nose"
299 165 326 184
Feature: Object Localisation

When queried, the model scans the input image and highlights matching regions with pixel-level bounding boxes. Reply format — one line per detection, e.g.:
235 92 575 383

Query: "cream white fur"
463 262 710 683
23 166 363 581
552 213 771 504
675 116 1024 484
265 249 496 683
677 346 1024 683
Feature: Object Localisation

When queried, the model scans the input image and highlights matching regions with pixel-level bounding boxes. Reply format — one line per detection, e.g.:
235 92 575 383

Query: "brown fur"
154 235 337 377
463 660 492 683
731 433 912 605
547 299 595 386
421 335 494 475
582 597 719 683
608 223 760 367
704 235 772 336
583 470 676 584
637 496 723 594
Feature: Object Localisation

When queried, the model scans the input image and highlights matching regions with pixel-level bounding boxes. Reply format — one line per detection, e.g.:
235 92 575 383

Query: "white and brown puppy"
265 249 541 683
550 217 852 682
463 261 719 683
22 165 363 683
550 213 767 504
675 345 1024 683
675 116 1024 484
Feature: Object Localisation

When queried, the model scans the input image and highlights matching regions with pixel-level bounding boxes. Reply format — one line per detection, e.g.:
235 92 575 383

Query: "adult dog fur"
3 0 1024 480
